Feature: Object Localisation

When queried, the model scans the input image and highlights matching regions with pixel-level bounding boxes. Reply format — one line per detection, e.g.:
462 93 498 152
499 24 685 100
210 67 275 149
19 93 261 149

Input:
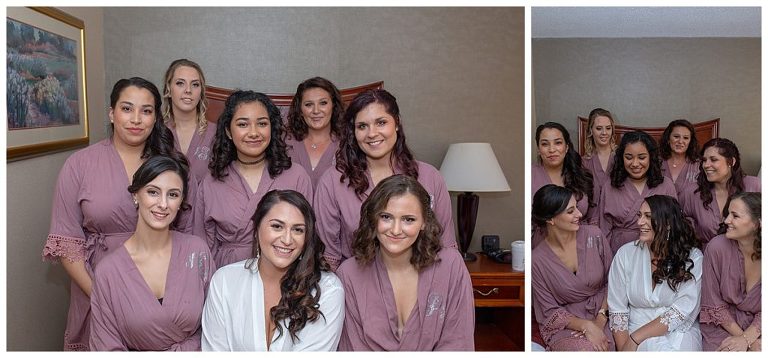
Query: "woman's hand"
748 338 761 351
620 335 639 351
572 321 610 351
717 335 750 352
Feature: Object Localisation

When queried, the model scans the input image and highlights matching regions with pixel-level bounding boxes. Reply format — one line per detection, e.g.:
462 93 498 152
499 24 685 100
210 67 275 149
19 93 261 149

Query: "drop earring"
133 198 138 209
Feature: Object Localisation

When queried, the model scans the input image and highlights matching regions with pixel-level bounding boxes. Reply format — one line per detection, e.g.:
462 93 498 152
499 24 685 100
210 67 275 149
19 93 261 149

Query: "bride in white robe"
608 195 704 351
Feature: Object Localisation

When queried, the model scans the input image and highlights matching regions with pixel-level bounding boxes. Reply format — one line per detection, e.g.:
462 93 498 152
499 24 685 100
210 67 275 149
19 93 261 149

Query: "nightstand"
465 252 524 351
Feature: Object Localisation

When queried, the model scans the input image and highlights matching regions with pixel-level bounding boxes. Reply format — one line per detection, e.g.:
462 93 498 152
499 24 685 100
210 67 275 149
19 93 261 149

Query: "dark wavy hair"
352 175 442 271
161 58 208 134
109 77 176 159
536 122 595 208
610 130 664 189
336 89 419 199
584 107 617 156
245 189 330 343
531 184 575 229
659 119 700 162
723 192 761 261
286 77 344 141
209 90 292 180
127 153 191 227
695 138 746 210
643 195 702 292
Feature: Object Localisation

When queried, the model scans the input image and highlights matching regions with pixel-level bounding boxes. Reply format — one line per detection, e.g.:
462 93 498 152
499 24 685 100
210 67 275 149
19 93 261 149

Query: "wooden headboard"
577 117 720 156
204 81 384 123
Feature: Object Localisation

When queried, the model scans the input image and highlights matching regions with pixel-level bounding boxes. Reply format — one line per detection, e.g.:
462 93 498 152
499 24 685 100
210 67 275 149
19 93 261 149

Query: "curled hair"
695 138 746 209
659 119 700 162
643 195 702 292
336 89 419 199
127 153 191 224
245 190 330 343
109 77 176 159
536 122 595 208
286 77 344 141
610 130 664 189
724 192 761 261
209 90 292 180
161 59 208 134
584 108 616 156
532 184 574 229
352 175 442 270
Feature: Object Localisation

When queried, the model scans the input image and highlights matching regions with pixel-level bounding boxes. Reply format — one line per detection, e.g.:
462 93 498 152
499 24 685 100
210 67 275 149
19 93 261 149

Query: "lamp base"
461 251 478 262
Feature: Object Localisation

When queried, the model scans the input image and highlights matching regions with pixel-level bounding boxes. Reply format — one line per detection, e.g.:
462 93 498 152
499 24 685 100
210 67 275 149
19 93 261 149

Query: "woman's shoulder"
318 271 344 293
172 231 208 250
742 175 761 190
705 234 730 252
580 224 604 237
65 138 112 165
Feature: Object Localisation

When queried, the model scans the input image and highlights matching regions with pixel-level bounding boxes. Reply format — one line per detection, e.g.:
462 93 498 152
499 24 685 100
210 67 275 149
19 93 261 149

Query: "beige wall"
6 7 524 350
6 7 106 351
533 38 761 174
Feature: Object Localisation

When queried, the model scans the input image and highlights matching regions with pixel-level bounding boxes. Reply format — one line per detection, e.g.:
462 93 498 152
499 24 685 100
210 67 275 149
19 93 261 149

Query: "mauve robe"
699 234 761 351
608 242 703 351
531 164 594 249
314 161 457 271
90 231 213 351
201 259 345 351
661 159 699 195
41 139 195 351
285 136 339 190
532 225 615 350
193 162 312 268
582 152 614 198
168 121 216 183
598 177 677 254
678 176 761 247
336 248 475 351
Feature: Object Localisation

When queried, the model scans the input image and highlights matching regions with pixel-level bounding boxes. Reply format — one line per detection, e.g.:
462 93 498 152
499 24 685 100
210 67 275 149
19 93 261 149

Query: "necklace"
671 158 683 168
237 155 266 165
308 137 329 151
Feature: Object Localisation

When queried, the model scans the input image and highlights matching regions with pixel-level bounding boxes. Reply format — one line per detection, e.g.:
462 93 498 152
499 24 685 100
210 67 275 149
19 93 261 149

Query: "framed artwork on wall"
6 7 88 161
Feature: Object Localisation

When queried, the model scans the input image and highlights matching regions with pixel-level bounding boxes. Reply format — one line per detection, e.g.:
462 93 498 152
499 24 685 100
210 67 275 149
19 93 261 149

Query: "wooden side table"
465 252 524 351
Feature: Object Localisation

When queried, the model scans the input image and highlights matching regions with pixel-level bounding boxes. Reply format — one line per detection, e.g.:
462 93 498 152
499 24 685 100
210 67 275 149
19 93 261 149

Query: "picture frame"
6 7 88 161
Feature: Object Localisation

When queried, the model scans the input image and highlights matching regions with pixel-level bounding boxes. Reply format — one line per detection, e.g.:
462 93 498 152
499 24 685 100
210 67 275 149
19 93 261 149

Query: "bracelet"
742 334 752 349
629 334 639 346
598 308 608 318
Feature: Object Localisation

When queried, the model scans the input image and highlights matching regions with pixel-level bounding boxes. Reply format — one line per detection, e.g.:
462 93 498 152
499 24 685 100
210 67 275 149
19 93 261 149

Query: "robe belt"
84 231 132 263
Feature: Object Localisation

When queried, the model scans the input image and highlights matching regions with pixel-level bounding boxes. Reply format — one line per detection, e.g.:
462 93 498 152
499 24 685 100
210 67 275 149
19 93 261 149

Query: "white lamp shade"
439 143 511 192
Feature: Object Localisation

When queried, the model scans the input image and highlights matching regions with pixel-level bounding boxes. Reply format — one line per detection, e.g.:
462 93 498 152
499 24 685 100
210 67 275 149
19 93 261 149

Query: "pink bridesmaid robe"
336 248 475 351
193 162 312 268
700 234 761 351
90 231 214 351
41 139 195 351
597 176 677 254
582 152 614 198
532 225 614 351
168 121 216 183
661 159 699 195
678 176 761 246
285 136 340 190
314 161 457 271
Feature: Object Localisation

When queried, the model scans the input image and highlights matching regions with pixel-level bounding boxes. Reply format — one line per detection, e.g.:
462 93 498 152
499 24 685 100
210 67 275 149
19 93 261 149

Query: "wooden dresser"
465 252 524 351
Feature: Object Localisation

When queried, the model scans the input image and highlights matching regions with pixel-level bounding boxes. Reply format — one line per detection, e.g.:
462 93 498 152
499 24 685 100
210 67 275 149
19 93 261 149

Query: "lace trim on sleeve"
700 304 735 326
326 256 342 272
42 234 86 263
660 306 689 332
609 312 629 332
540 309 574 343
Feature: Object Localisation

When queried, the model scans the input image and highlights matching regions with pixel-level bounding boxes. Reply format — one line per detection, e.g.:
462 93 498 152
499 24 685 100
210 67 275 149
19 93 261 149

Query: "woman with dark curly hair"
42 77 185 350
161 58 215 182
532 185 614 351
532 122 595 248
201 190 344 351
598 130 677 254
659 119 701 194
90 155 213 351
678 138 761 247
336 175 474 351
700 192 761 351
582 108 617 193
193 90 312 268
608 195 703 351
284 77 344 189
314 89 456 271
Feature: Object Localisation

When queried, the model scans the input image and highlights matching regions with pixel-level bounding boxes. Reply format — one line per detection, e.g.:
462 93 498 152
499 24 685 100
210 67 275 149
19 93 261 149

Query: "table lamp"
440 143 510 261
